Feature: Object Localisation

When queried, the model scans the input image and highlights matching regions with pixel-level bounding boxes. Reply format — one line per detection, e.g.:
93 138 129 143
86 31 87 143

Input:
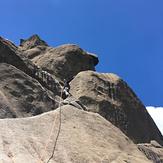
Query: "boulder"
70 70 163 145
0 63 59 118
0 36 62 96
21 41 99 81
0 105 151 163
19 34 48 50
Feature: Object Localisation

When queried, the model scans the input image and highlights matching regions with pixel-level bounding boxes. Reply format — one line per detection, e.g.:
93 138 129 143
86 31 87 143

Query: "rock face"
138 141 163 163
0 36 33 76
70 71 163 145
0 105 151 163
0 35 163 162
0 90 14 118
0 36 62 95
19 34 48 50
21 39 98 81
0 63 59 118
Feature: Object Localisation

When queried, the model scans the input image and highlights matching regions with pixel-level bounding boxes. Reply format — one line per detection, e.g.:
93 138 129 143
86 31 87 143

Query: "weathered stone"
0 35 162 162
62 95 87 110
0 36 32 75
0 37 62 96
70 70 163 145
138 142 163 163
19 34 48 50
0 105 151 163
0 90 15 118
22 42 99 81
0 63 59 118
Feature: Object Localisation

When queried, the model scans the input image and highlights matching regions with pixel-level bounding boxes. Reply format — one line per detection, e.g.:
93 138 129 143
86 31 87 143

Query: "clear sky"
0 0 163 106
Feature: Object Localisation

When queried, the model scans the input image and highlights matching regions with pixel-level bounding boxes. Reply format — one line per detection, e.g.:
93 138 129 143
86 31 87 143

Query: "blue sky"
0 0 163 106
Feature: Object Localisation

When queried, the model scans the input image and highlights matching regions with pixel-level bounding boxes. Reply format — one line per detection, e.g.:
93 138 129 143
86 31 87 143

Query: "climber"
62 79 70 99
47 72 51 83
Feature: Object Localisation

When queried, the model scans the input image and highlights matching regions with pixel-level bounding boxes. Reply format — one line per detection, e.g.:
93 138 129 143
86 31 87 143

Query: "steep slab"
0 105 150 163
70 71 163 145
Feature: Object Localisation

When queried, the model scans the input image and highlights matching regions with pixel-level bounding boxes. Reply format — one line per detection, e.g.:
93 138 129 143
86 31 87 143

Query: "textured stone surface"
19 34 48 50
0 105 151 163
138 141 163 163
0 36 33 76
70 70 163 145
0 35 162 162
62 95 87 110
0 36 62 96
0 63 59 118
22 42 99 81
0 90 14 118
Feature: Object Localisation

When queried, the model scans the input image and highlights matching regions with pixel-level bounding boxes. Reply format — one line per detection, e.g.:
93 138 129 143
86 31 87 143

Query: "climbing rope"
46 89 63 163
38 89 63 163
37 78 87 163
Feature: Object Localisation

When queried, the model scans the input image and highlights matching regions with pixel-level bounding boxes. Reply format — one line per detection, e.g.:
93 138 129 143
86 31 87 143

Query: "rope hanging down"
46 89 63 163
38 89 63 163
